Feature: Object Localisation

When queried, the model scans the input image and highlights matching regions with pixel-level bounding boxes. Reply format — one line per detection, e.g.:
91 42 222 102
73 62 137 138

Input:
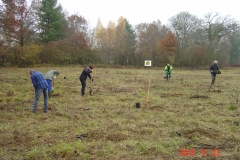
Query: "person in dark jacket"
79 65 93 96
209 60 219 87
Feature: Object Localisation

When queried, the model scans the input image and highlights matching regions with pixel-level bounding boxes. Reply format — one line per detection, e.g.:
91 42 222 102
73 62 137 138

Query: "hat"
89 65 93 69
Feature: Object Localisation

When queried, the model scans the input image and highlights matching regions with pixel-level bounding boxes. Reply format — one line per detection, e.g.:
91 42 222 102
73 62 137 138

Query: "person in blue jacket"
30 69 49 113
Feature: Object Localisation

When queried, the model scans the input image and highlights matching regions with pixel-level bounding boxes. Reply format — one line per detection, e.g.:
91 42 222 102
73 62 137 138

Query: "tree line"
0 0 240 67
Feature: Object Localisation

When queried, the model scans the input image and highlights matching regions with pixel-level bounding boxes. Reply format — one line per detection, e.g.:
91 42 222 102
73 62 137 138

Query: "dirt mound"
6 91 14 97
86 129 105 140
180 128 220 140
106 133 127 142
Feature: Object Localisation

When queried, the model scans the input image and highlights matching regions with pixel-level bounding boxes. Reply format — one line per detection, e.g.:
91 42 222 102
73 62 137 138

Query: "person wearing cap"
79 65 93 96
209 60 220 87
45 70 60 98
164 63 172 80
30 69 49 113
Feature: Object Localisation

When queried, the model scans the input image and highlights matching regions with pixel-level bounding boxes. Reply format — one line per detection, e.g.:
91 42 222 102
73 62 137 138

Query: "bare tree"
135 20 170 66
169 12 202 66
201 13 235 64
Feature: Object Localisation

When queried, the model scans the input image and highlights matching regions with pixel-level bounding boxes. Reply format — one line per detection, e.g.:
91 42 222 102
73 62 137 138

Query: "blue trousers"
46 79 52 91
33 88 48 113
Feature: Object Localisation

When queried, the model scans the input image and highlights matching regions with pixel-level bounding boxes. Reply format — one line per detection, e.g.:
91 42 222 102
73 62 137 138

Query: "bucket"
136 102 140 108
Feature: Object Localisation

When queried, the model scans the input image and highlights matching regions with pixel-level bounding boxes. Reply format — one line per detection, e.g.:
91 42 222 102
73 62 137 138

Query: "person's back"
31 71 48 90
30 70 48 113
80 67 92 80
45 70 60 80
44 70 60 98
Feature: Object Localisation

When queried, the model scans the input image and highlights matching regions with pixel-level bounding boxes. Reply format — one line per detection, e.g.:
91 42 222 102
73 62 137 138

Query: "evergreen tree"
39 0 66 43
125 20 136 65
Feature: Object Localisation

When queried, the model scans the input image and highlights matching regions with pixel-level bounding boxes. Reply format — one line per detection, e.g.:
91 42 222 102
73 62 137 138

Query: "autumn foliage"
155 32 177 65
160 32 177 53
0 1 239 67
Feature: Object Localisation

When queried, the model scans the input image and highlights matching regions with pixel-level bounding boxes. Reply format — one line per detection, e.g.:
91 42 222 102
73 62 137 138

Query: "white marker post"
144 60 152 67
144 60 152 107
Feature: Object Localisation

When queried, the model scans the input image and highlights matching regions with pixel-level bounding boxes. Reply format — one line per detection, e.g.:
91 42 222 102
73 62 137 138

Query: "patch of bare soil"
85 130 127 142
86 129 106 141
136 123 160 128
11 100 32 107
193 141 235 149
161 93 184 98
70 89 79 94
13 129 34 146
208 89 223 93
179 128 220 140
190 95 209 99
52 93 61 97
149 106 164 110
178 128 240 157
0 100 32 111
106 133 127 142
111 87 131 92
6 91 14 97
0 103 6 110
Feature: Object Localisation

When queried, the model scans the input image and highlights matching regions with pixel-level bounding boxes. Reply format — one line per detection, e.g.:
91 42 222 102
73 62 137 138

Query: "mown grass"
0 66 240 159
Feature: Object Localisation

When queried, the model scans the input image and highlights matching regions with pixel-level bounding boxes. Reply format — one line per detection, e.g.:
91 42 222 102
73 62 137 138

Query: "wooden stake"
145 75 152 107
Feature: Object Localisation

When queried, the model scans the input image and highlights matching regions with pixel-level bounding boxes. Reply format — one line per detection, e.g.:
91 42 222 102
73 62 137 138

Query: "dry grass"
0 66 240 159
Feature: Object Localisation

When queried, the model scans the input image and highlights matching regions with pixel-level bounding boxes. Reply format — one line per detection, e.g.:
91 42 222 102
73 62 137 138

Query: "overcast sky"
57 0 239 28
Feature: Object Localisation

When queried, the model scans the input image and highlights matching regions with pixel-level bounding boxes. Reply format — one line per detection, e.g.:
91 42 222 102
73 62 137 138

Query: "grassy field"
0 66 240 159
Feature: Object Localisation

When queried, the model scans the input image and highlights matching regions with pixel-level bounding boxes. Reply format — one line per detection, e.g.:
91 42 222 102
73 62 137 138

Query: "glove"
53 76 56 80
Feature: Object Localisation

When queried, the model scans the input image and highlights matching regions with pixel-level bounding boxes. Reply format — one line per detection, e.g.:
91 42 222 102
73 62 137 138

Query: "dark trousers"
211 73 216 84
80 78 86 96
